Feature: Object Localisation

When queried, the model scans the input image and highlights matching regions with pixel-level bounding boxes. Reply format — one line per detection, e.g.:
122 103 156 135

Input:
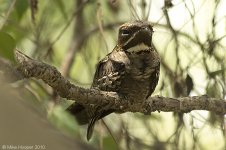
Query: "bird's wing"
91 53 126 92
86 52 126 140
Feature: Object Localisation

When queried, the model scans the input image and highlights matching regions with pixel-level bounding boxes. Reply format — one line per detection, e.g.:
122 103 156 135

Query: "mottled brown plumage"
67 21 160 140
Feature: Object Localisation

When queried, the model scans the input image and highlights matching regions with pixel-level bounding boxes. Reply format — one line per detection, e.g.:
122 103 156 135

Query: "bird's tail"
87 109 115 140
87 113 101 141
67 103 114 140
66 103 90 125
67 103 100 140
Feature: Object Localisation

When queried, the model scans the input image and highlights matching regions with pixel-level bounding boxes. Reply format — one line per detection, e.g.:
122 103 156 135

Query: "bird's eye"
121 29 130 36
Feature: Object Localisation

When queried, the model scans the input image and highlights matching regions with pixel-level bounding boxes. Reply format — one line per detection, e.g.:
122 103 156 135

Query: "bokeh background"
0 0 225 149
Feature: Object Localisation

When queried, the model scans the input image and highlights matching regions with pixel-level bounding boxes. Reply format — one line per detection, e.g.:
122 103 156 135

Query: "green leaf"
0 32 16 62
15 0 29 20
48 105 79 136
103 136 118 150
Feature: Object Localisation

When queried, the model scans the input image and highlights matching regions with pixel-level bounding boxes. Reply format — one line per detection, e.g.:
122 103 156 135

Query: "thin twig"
0 0 16 29
45 0 89 58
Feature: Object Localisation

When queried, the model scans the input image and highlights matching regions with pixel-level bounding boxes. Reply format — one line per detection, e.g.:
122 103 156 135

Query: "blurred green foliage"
0 31 15 61
0 0 225 149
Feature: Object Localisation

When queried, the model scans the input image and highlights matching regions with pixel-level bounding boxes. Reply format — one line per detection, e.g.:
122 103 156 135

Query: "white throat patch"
126 43 150 53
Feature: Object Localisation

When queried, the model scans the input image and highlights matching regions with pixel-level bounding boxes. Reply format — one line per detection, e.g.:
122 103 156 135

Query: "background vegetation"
0 0 225 149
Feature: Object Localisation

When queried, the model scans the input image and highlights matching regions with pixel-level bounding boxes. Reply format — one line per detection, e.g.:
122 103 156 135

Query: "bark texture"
2 50 224 115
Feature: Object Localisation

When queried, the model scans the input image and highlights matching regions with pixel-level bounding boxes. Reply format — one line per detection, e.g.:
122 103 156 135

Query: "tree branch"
11 50 226 115
0 57 24 82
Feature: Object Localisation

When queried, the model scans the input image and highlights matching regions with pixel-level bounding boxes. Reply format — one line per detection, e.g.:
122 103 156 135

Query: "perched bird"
67 21 160 140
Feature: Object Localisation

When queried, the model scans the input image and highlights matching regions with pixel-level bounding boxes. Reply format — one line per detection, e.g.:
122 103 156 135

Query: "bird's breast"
126 53 156 80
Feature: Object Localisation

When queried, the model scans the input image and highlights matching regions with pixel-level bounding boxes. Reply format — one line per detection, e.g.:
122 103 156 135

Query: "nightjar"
67 21 160 140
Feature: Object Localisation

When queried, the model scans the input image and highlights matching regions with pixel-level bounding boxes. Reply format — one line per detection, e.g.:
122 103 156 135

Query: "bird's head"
118 21 154 53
